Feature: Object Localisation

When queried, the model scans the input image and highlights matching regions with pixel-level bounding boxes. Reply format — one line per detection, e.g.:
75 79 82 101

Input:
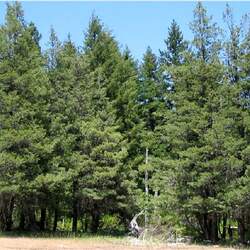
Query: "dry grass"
0 237 244 250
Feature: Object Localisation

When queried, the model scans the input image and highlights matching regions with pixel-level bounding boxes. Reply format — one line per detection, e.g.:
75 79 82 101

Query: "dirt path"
0 237 239 250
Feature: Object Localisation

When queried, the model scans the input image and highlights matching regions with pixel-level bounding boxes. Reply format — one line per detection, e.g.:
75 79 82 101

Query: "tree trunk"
53 208 58 232
72 180 78 233
210 213 219 243
5 196 14 231
19 210 25 230
72 203 78 233
84 214 89 232
0 194 14 231
238 217 246 244
200 213 218 242
145 148 149 228
40 208 46 231
221 215 227 240
90 210 100 233
203 213 210 240
26 207 37 231
228 224 233 241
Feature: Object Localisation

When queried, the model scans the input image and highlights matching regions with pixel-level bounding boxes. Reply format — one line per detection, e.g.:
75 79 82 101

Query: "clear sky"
0 1 249 60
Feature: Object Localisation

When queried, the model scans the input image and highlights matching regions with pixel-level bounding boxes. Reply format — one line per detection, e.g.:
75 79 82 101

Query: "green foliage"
190 2 221 62
100 214 124 233
160 19 187 65
0 2 250 244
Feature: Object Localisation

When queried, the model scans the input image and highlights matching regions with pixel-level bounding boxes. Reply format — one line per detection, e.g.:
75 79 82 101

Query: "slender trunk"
221 215 227 240
145 147 149 228
53 208 58 232
211 213 218 243
197 214 206 239
228 224 233 241
72 201 78 232
72 180 78 233
238 217 246 244
154 190 160 224
203 213 209 240
5 196 14 231
40 208 46 231
0 194 14 231
84 214 89 232
80 217 84 232
26 207 37 231
19 210 25 230
90 209 100 233
207 214 212 240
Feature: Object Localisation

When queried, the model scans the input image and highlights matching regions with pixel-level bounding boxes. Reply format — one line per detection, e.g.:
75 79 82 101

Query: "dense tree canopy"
0 1 249 244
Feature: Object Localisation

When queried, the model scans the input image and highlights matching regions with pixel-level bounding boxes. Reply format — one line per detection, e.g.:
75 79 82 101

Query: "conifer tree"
0 1 250 240
190 2 221 62
165 59 225 241
46 31 80 232
223 14 250 242
0 2 50 230
72 15 137 232
160 20 187 65
223 4 242 83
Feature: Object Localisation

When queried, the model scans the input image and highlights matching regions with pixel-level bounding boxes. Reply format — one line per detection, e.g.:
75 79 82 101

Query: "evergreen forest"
0 1 250 244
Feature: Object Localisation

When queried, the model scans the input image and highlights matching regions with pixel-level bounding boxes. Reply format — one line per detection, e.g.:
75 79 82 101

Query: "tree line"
0 1 250 243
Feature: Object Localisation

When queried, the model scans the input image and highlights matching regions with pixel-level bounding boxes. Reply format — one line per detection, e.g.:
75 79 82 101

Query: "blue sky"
0 1 249 60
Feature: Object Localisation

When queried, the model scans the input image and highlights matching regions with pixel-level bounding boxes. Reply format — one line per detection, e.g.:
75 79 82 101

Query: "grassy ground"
0 234 246 250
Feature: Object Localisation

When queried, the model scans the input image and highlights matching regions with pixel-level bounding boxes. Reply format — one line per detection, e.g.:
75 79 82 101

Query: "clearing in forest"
0 237 242 250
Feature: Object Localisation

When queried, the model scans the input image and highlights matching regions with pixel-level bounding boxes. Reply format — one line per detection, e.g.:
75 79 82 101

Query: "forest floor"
0 236 245 250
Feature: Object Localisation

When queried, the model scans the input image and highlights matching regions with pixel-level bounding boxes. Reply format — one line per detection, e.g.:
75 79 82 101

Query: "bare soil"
0 237 241 250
